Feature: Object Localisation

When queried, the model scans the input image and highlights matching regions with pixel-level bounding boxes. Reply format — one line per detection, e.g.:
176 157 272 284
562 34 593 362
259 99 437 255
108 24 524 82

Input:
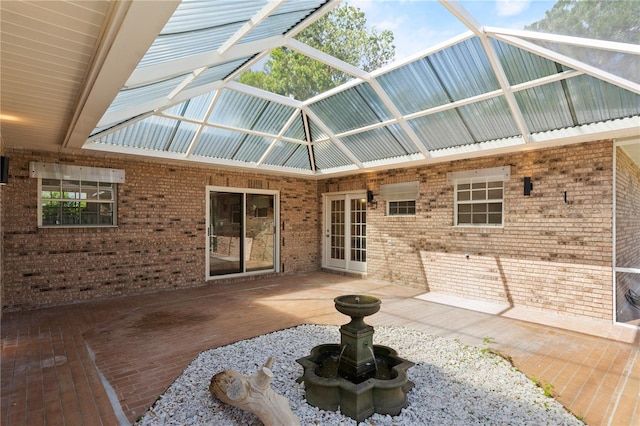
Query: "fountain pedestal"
338 324 375 377
296 295 414 422
335 294 379 378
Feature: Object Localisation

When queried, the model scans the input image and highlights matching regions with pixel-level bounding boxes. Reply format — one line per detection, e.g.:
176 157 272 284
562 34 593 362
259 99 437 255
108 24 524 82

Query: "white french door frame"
322 191 367 274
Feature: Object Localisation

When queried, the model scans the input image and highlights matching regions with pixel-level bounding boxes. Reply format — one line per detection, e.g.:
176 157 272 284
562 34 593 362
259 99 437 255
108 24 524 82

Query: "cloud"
348 0 374 13
495 0 531 17
374 16 405 31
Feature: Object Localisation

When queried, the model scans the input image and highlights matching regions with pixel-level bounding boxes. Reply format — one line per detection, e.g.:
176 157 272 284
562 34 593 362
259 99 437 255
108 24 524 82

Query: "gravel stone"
135 325 584 425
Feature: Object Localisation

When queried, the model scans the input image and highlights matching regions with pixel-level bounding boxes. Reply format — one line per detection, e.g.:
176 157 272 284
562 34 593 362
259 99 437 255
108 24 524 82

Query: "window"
30 162 124 228
380 181 419 217
40 179 117 226
448 166 510 227
388 200 416 216
455 180 503 226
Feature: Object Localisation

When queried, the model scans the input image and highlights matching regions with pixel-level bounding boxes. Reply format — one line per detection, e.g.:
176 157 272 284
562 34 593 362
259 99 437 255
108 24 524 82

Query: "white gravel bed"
135 324 583 425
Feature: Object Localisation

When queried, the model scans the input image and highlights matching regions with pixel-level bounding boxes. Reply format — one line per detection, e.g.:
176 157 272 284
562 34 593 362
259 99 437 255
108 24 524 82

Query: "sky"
347 0 557 60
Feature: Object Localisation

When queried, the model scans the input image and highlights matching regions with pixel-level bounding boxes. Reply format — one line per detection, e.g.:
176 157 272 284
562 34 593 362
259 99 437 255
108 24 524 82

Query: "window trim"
454 179 504 227
206 186 280 280
37 178 118 228
30 162 124 228
449 166 510 228
386 199 417 217
380 181 419 217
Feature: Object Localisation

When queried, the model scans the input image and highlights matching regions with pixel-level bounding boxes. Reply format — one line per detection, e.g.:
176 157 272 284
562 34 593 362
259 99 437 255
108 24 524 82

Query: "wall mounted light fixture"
523 176 533 196
0 156 9 185
366 189 378 208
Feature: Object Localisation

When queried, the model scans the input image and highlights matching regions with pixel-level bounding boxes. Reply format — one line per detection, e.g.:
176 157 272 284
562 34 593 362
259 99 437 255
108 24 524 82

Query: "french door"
324 192 367 273
206 187 278 278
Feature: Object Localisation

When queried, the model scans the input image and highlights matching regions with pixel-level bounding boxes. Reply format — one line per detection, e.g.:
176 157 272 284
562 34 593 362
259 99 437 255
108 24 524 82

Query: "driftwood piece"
209 356 300 426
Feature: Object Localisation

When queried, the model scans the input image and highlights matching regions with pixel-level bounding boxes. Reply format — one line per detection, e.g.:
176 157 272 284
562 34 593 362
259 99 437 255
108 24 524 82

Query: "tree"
238 4 395 100
525 0 639 82
526 0 639 43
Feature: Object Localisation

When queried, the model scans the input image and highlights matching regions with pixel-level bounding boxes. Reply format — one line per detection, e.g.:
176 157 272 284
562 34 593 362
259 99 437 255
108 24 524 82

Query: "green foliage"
482 336 495 345
480 336 495 354
526 0 640 44
530 377 555 398
238 4 395 100
525 0 639 82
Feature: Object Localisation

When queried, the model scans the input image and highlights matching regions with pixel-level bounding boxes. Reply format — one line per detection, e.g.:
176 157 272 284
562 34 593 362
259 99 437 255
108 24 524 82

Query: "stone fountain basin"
296 343 415 422
334 295 381 318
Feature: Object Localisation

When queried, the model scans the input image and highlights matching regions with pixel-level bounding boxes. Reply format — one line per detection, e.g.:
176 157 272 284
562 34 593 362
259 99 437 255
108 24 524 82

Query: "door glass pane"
245 194 274 272
331 199 345 260
350 198 366 263
209 192 243 276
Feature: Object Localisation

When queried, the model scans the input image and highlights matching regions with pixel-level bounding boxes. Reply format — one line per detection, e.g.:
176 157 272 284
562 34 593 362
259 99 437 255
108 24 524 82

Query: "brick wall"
615 146 640 318
2 149 319 311
2 140 618 321
319 140 615 321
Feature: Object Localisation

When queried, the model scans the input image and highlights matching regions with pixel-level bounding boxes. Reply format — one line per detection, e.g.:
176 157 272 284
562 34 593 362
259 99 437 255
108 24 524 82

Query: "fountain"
296 295 414 422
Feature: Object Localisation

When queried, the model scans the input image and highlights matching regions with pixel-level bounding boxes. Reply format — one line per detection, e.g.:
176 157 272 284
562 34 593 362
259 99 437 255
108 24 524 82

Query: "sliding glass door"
615 141 640 325
207 187 278 278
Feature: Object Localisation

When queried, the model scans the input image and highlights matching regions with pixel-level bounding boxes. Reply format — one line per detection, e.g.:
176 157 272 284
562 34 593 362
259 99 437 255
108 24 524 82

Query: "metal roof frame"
81 0 640 178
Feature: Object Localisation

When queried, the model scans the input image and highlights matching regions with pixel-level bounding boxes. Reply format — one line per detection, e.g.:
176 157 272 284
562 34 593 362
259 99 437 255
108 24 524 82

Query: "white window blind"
379 181 419 201
446 166 510 185
30 162 125 183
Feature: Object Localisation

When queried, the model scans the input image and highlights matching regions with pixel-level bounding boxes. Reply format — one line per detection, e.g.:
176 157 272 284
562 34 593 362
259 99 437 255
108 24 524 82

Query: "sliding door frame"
206 185 280 280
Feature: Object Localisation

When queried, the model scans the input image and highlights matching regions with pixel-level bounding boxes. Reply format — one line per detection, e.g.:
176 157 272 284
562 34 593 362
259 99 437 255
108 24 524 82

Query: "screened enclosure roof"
2 0 639 177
